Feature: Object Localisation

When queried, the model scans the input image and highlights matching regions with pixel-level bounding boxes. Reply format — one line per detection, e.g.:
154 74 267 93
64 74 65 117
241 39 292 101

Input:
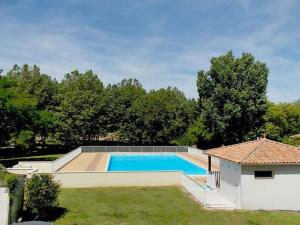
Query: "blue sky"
0 0 299 102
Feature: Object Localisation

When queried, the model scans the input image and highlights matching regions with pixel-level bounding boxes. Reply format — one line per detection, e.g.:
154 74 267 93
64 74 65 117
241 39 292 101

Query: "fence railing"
182 173 239 208
207 171 220 188
181 174 206 205
81 146 188 153
219 187 240 206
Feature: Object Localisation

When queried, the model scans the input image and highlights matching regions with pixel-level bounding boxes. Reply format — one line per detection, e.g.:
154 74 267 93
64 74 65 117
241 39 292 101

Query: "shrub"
24 174 60 218
0 164 19 194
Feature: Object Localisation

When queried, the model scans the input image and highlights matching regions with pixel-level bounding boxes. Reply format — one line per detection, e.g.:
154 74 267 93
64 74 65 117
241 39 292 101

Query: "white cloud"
0 0 299 102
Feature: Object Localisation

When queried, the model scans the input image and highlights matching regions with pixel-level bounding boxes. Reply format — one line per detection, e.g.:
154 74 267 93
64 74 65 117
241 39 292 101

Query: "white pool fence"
81 146 188 153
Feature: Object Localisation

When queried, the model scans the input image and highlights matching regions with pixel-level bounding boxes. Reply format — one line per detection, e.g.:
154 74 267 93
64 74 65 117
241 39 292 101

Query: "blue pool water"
107 154 207 175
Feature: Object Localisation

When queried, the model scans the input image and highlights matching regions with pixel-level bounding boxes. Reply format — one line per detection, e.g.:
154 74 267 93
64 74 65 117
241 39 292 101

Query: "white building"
206 138 300 210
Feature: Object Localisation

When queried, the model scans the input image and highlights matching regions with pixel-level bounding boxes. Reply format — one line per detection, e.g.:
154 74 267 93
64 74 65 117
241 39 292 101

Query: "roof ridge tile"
207 139 262 152
241 139 267 163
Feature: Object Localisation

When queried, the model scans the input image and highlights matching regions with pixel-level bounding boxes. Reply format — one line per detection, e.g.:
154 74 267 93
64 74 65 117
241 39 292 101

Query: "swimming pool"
107 154 207 175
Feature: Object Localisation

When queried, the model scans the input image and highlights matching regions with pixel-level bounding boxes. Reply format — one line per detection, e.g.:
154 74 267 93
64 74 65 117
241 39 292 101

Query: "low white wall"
0 187 10 225
6 168 36 175
18 161 53 173
188 147 219 165
240 165 300 210
52 147 82 172
52 171 182 188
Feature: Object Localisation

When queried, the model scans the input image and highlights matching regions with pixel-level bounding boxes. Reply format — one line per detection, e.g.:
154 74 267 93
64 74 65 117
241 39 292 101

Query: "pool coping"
105 153 207 176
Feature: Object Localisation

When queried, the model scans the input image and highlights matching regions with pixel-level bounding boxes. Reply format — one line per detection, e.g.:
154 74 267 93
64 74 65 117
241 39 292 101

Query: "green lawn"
54 187 300 225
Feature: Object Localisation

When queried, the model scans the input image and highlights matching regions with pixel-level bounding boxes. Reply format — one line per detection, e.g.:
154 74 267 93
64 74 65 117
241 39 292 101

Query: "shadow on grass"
22 207 68 222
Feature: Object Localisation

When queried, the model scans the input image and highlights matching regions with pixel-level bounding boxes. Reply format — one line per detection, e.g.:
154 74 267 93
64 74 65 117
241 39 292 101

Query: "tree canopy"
196 51 269 148
55 70 106 145
0 52 299 149
119 87 196 144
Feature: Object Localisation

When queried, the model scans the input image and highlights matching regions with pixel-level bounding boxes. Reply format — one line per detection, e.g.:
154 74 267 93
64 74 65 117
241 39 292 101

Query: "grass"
54 187 300 225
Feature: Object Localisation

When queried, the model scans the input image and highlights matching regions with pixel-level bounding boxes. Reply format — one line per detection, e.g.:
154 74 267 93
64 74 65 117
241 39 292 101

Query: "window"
254 171 273 178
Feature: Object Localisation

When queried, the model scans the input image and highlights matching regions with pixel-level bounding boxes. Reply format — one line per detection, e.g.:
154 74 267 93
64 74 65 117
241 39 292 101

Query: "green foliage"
172 117 213 146
55 70 106 145
7 64 58 109
1 59 299 149
24 174 60 218
10 130 35 147
120 87 196 144
293 99 300 108
264 102 300 141
104 79 146 132
196 51 268 148
0 75 38 146
0 164 19 195
36 110 57 142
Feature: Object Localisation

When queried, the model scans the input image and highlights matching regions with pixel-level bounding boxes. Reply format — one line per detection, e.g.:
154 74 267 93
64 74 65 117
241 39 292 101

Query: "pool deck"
58 152 218 183
177 153 218 171
178 153 218 185
59 153 109 172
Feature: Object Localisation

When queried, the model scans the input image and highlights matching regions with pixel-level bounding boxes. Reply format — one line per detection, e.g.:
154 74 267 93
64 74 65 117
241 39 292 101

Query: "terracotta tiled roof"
205 139 300 165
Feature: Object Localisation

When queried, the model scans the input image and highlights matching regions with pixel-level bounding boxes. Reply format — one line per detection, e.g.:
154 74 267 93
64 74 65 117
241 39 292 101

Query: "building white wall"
220 159 241 188
0 187 10 225
240 165 300 210
52 171 182 188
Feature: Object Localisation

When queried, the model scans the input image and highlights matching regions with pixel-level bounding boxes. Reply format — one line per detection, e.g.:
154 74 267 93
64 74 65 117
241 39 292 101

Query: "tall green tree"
0 75 38 146
196 51 268 148
105 78 146 132
7 64 58 109
55 70 107 145
6 64 58 143
120 87 195 144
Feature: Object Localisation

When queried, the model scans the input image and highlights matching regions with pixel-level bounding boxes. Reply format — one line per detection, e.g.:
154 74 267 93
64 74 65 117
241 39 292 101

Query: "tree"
24 174 60 219
6 64 58 144
294 99 300 108
0 75 38 146
104 78 146 132
196 51 268 148
120 87 196 144
264 102 300 141
172 117 213 146
7 64 58 109
55 70 107 145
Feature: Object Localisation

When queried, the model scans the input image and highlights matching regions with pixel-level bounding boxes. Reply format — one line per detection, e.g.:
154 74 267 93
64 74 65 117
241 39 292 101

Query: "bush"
24 174 60 218
0 164 19 194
